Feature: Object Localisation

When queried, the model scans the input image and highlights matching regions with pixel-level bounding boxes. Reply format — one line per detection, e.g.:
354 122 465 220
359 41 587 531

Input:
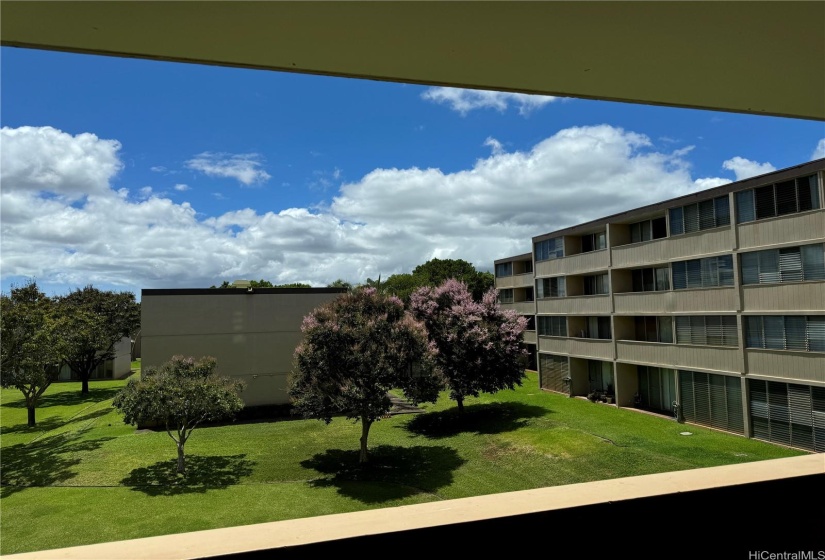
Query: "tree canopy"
54 286 141 394
370 258 495 304
289 287 442 463
211 279 312 288
410 279 528 414
0 280 61 426
112 355 245 474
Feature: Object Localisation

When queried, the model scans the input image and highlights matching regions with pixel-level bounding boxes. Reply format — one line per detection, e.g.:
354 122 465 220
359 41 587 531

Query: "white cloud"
150 165 167 173
693 177 732 190
722 156 776 180
0 126 122 202
484 137 504 156
812 138 825 160
174 183 190 192
2 124 720 295
421 87 558 116
185 152 271 185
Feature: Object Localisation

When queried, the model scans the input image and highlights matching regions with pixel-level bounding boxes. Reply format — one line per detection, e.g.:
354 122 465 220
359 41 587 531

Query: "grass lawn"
0 371 806 555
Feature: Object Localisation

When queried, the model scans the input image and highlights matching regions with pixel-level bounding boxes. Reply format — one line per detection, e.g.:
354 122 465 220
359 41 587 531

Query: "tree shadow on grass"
0 433 115 497
121 454 255 496
404 402 550 439
301 444 465 504
2 387 123 409
1 407 114 436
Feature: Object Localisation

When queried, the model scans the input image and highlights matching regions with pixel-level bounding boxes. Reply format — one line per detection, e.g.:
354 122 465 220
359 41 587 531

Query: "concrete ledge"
7 453 824 559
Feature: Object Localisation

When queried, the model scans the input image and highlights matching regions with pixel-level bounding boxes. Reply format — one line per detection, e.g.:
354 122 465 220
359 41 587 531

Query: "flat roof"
142 288 348 297
532 157 825 243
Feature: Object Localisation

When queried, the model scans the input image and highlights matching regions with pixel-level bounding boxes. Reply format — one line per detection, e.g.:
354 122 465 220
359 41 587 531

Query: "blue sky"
2 46 824 300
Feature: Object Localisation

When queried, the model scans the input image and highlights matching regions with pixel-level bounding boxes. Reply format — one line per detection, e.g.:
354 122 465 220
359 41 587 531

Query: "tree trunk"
456 396 465 415
27 406 36 427
359 417 372 464
177 442 186 474
81 375 89 394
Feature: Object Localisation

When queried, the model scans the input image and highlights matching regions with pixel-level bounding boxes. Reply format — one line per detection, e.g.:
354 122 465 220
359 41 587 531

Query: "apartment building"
494 158 825 452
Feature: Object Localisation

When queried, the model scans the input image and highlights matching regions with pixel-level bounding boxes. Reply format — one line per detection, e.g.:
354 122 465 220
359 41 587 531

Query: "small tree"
0 280 61 426
410 279 528 415
112 355 245 474
54 285 140 394
290 287 442 463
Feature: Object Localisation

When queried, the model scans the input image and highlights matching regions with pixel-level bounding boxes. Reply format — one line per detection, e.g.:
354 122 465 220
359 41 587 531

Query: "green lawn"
0 372 806 555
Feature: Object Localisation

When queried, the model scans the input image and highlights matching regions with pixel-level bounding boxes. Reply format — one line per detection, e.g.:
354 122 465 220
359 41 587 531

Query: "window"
583 316 612 339
536 276 565 298
749 379 825 452
735 174 820 223
680 370 745 435
675 315 738 346
495 262 513 277
671 255 734 289
583 273 609 295
581 231 606 252
539 353 569 393
523 287 534 302
522 260 533 274
668 195 730 235
534 237 564 261
637 366 677 414
498 289 513 304
523 316 536 331
740 244 825 284
630 217 667 243
631 266 670 292
745 315 825 352
588 360 613 394
634 316 673 343
538 316 567 337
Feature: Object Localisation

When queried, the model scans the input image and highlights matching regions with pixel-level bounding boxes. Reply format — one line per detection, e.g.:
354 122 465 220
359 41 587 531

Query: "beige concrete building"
57 336 133 381
140 285 346 408
495 158 825 452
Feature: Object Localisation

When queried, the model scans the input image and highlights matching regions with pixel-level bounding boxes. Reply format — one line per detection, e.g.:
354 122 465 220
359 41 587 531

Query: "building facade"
494 158 825 452
141 286 346 408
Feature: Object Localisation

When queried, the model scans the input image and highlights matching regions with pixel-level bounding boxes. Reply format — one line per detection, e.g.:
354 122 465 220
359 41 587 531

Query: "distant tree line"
1 280 141 426
213 258 495 304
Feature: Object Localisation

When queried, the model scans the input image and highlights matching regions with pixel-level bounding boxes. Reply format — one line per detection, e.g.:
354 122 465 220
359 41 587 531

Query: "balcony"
737 210 825 250
522 330 537 345
536 295 611 315
535 249 608 277
611 227 733 268
613 288 737 314
9 454 823 560
538 336 614 360
616 340 742 373
498 301 536 315
746 349 825 382
741 282 825 312
495 273 535 290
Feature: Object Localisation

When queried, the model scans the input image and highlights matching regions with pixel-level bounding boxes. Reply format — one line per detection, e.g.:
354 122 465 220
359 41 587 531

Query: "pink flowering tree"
289 287 442 463
410 279 528 415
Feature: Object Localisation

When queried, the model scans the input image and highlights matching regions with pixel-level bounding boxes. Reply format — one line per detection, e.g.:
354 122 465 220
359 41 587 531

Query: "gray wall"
141 289 345 407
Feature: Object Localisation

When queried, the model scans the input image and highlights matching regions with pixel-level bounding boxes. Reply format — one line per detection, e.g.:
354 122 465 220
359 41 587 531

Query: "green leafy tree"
0 280 61 426
290 287 442 463
327 279 353 291
211 279 312 288
412 258 494 301
112 355 245 474
410 279 528 415
54 286 141 394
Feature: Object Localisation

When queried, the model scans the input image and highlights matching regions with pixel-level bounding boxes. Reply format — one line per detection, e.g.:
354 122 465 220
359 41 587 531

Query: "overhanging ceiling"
2 1 824 121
